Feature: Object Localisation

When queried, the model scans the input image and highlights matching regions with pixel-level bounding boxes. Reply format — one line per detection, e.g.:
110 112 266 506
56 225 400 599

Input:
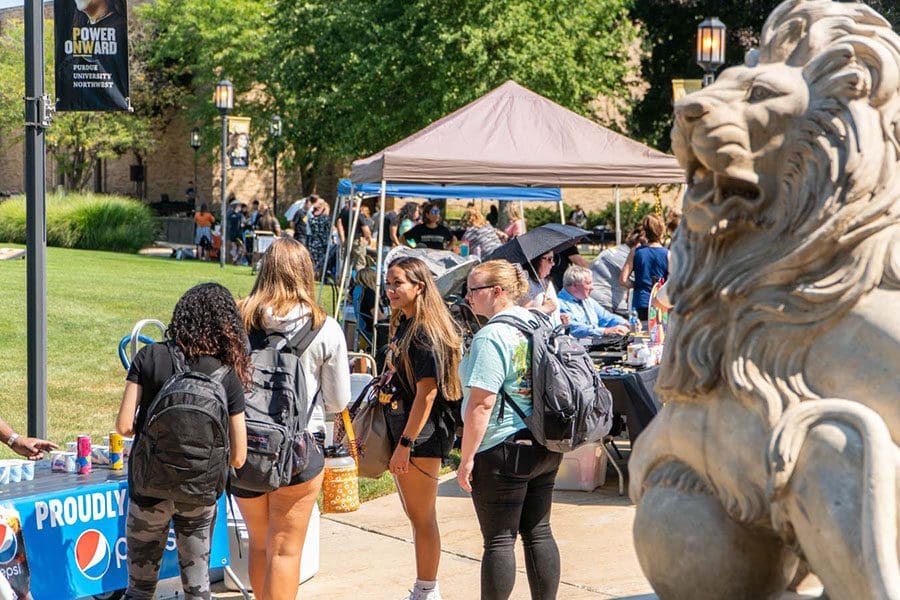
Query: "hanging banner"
227 116 251 169
54 0 130 112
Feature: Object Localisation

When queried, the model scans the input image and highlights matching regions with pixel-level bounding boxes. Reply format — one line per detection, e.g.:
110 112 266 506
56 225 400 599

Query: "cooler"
554 443 608 492
224 499 320 591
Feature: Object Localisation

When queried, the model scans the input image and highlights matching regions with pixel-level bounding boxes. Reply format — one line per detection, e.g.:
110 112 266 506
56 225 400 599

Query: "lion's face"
671 63 809 237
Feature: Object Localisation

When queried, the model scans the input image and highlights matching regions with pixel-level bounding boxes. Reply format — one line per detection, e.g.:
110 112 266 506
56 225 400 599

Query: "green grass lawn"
0 245 263 454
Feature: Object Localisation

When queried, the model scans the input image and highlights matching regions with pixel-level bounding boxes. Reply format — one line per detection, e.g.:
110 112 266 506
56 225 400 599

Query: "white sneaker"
402 583 442 600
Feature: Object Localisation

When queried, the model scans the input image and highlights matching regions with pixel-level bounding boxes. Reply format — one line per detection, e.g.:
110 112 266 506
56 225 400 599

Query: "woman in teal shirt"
457 260 563 600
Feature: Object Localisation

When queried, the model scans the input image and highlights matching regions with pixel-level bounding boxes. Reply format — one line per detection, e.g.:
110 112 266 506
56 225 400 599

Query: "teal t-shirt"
460 306 534 452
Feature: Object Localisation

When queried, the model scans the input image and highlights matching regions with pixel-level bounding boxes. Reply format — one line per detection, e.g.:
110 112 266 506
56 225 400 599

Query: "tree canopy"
629 0 899 150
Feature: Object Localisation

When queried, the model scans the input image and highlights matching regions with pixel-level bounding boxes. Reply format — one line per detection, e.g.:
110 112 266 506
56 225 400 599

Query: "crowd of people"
163 198 676 599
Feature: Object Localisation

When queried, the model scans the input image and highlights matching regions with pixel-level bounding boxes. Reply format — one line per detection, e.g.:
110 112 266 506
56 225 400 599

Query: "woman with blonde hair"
503 202 527 239
458 260 563 600
461 205 502 256
383 256 463 600
236 237 351 600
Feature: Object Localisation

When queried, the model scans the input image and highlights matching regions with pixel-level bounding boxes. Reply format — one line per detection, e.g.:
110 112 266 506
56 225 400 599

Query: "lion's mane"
658 0 900 427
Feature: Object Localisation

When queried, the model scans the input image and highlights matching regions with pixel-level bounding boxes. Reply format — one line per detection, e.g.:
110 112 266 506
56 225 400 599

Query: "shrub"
0 193 158 253
592 200 664 234
524 206 565 229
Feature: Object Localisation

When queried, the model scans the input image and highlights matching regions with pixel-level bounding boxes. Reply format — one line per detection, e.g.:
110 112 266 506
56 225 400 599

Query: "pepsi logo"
74 529 110 580
0 523 17 564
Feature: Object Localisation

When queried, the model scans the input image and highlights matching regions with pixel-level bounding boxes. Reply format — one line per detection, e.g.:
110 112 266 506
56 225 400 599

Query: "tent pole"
335 189 362 323
372 180 387 354
558 199 565 224
614 186 622 245
317 193 344 304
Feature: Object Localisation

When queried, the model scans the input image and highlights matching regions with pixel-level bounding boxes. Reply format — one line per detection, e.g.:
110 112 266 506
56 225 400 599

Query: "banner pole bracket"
23 95 53 129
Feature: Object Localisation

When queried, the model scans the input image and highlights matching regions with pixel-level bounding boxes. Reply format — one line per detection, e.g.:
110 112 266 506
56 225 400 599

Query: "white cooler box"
224 499 320 591
554 443 608 492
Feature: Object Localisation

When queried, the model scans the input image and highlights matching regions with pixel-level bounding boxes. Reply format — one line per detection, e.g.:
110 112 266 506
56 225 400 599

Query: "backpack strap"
167 342 189 374
498 387 531 426
288 320 322 356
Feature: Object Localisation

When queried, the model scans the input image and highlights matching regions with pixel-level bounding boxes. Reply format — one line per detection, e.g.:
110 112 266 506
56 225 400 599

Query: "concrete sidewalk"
215 473 654 599
213 473 823 599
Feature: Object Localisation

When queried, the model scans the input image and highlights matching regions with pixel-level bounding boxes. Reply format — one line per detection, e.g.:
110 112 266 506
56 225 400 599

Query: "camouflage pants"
124 499 217 600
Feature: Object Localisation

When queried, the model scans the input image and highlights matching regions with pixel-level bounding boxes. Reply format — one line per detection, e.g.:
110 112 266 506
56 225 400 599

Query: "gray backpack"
130 344 231 506
230 322 320 493
491 310 613 453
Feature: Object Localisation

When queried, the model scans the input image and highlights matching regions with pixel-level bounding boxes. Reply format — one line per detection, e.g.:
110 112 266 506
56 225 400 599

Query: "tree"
629 0 899 150
265 0 646 190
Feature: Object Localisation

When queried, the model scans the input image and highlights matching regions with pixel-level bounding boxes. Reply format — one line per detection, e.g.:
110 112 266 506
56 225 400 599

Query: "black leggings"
470 432 563 600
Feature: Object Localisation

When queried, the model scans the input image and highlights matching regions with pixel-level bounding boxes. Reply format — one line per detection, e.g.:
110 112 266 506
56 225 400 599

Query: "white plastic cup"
0 462 9 485
19 460 34 482
7 460 21 483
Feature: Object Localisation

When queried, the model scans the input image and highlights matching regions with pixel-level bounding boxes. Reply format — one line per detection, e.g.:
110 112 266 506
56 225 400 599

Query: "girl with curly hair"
116 283 248 600
237 237 351 600
383 256 462 600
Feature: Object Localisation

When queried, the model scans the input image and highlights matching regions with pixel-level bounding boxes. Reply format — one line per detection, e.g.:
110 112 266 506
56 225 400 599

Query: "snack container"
18 460 34 482
51 451 77 473
76 435 92 474
0 462 9 484
66 441 77 453
122 437 134 459
6 460 21 483
91 445 110 466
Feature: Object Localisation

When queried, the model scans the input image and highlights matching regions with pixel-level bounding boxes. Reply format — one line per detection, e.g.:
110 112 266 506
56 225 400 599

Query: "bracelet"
5 433 20 448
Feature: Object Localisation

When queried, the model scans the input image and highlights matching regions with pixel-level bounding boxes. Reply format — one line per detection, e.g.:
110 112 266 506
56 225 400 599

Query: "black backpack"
230 322 321 493
491 310 613 453
130 344 231 506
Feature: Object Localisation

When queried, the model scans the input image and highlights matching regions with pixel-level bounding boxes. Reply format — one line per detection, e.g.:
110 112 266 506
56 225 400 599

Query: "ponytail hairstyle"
167 283 251 387
469 260 530 304
387 257 462 400
240 237 326 333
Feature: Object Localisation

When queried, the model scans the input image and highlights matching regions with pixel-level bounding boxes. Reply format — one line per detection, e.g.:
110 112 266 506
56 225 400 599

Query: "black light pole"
190 127 201 210
214 80 233 268
25 0 50 438
697 17 727 87
269 115 282 216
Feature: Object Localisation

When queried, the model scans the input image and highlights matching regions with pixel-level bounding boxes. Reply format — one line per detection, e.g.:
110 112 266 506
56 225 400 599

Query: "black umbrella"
483 223 590 264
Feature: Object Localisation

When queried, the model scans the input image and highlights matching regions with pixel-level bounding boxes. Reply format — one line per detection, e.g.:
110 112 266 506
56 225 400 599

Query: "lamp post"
269 114 282 216
189 127 201 210
696 17 727 87
214 80 233 268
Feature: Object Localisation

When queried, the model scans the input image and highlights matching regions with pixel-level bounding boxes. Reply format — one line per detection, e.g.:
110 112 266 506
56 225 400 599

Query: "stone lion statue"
629 1 900 598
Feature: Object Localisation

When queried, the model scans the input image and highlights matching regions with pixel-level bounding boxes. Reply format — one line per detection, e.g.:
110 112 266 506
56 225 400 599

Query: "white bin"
224 499 320 591
554 443 608 492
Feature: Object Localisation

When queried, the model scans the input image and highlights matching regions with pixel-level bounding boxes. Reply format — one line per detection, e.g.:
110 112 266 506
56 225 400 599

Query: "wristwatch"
399 435 414 449
5 433 20 448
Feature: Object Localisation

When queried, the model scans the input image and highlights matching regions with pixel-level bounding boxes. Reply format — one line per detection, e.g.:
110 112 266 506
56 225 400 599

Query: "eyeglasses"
430 209 441 215
540 255 556 263
465 285 496 296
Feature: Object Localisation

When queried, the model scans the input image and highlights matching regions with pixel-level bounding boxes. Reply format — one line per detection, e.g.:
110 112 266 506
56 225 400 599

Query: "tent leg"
335 189 363 323
614 186 622 246
558 199 565 225
372 180 387 353
318 194 344 304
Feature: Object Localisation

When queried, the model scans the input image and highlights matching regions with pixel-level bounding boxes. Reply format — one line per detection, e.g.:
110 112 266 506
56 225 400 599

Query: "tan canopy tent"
346 80 685 351
351 80 684 186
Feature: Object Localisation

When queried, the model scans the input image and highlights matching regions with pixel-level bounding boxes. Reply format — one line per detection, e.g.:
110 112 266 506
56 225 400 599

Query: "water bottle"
322 445 359 514
629 310 642 334
459 240 470 257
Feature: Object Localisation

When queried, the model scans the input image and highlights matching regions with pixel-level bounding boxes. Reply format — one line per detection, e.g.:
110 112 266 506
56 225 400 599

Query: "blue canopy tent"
335 179 562 202
326 180 564 326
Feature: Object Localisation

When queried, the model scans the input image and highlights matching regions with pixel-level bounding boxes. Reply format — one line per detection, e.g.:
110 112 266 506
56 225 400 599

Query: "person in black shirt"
403 202 455 250
383 257 463 600
116 283 248 600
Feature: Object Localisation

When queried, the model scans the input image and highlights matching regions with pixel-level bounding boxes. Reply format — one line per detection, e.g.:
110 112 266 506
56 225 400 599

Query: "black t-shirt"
375 211 399 247
126 342 245 505
404 223 454 250
340 206 372 241
390 317 441 404
227 210 244 241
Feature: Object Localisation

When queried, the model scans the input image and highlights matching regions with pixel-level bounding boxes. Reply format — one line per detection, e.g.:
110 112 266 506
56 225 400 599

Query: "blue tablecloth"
0 461 229 599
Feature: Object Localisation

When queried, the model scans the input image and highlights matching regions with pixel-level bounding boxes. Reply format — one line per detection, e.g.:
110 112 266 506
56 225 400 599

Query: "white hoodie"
261 305 351 435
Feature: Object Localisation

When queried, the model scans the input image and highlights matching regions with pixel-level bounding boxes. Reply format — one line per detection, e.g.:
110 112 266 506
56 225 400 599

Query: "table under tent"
343 79 684 352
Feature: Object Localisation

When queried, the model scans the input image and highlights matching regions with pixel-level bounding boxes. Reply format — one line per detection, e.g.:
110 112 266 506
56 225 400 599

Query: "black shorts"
385 400 455 460
230 434 325 499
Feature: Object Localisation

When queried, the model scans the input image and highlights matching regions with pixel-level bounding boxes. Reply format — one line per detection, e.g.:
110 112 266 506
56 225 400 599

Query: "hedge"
0 193 158 253
524 199 665 235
